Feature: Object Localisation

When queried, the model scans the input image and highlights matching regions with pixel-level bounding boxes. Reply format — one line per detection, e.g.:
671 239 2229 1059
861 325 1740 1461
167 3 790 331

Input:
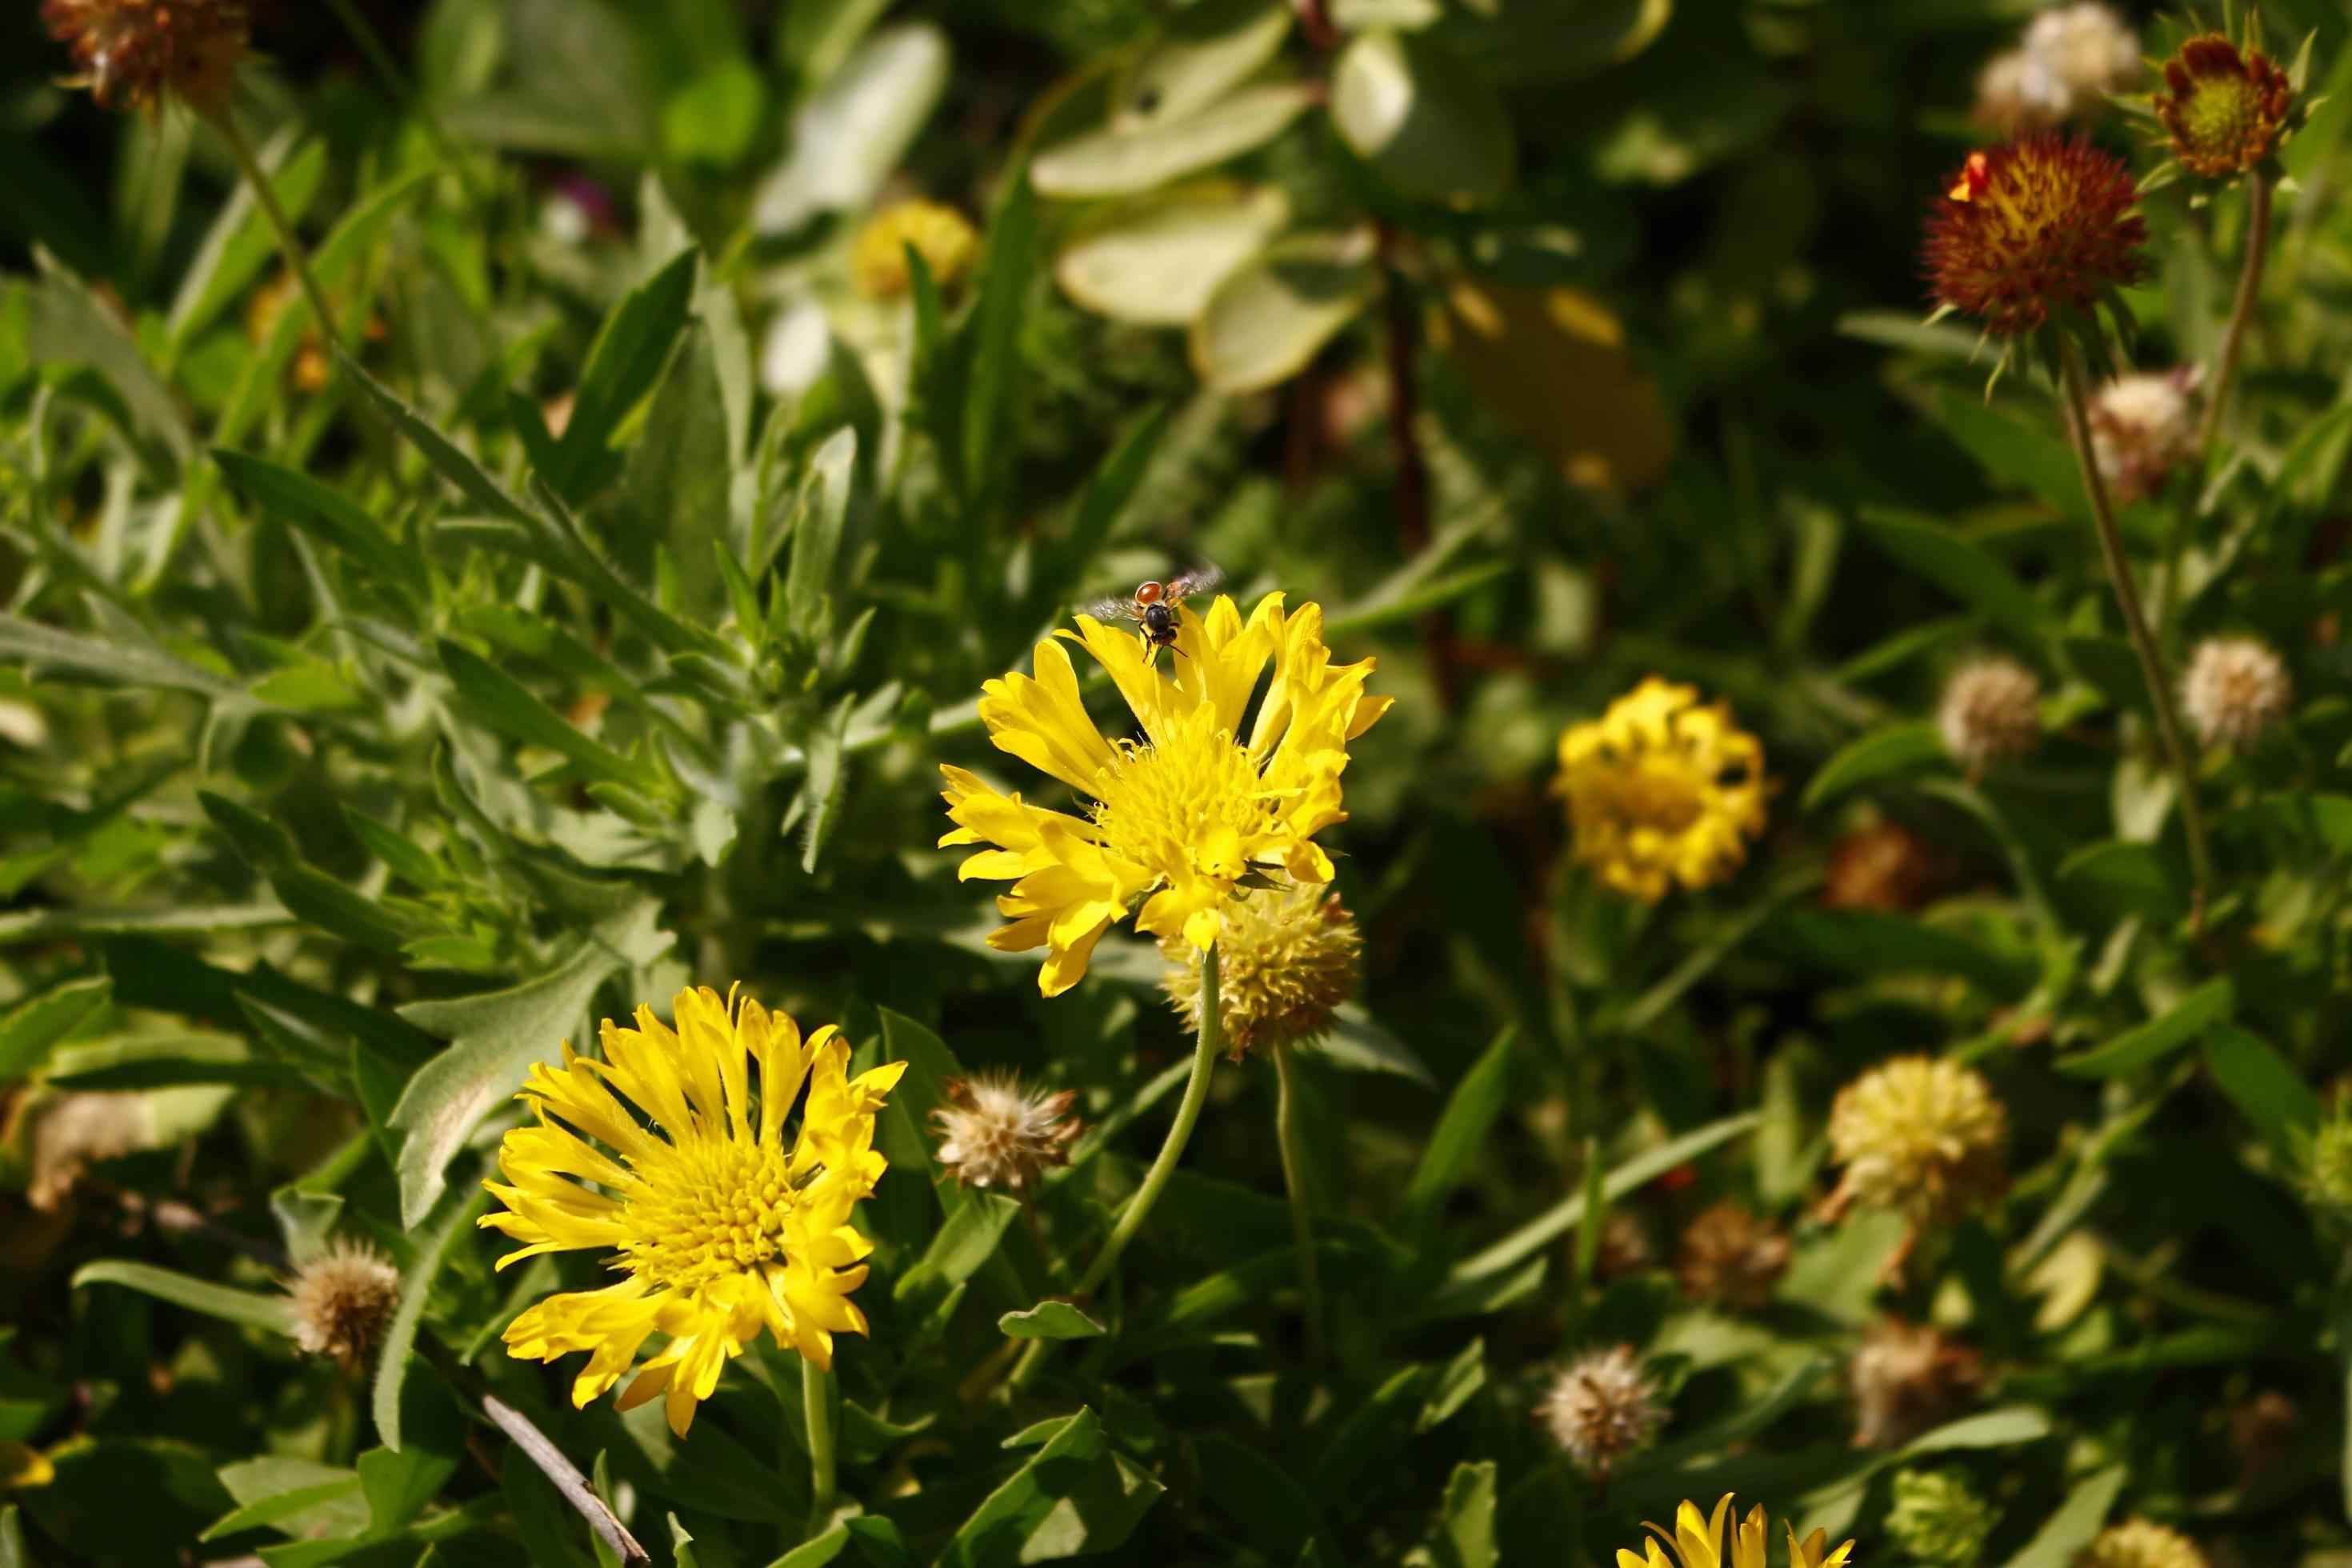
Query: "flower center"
619 1135 798 1292
2180 76 2263 156
1091 726 1271 882
1591 753 1711 835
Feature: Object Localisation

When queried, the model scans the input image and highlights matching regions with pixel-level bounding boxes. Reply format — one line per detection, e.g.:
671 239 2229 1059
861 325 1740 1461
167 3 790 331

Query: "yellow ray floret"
479 986 906 1437
1617 1497 1855 1568
1555 677 1767 902
941 592 1390 996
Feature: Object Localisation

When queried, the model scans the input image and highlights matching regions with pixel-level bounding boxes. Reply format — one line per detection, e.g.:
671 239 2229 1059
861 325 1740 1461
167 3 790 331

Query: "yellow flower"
941 593 1390 996
480 986 906 1437
850 199 978 298
1618 1497 1854 1568
1826 1055 2007 1225
1554 678 1766 902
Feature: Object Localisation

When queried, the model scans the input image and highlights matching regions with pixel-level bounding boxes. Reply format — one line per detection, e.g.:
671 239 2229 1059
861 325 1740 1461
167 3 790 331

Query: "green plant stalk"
1009 943 1222 1392
1272 1037 1324 1375
207 109 340 350
803 1356 836 1540
2156 171 2273 646
2054 334 2214 900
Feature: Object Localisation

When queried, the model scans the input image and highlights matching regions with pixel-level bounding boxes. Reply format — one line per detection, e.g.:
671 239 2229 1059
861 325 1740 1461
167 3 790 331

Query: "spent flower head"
2090 368 2201 503
480 986 906 1435
1614 1495 1856 1568
1850 1318 1983 1448
2022 5 2139 106
1161 880 1360 1058
942 591 1388 995
2155 34 2294 180
2181 634 2291 750
2076 1521 2207 1568
1885 1470 1999 1568
1540 1344 1665 1475
1938 656 2042 777
1676 1202 1791 1312
1827 1055 2007 1224
851 199 979 298
1823 818 1942 914
43 0 248 118
931 1072 1082 1193
1554 678 1766 903
286 1238 400 1370
1924 134 2146 337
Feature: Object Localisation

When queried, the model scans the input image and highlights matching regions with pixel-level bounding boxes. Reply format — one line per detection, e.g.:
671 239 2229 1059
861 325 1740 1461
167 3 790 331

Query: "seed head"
1594 1209 1656 1282
2022 5 2139 107
2077 1521 2207 1568
1886 1469 2001 1568
1827 1055 2007 1224
931 1072 1082 1193
850 200 978 298
1850 1318 1983 1448
2156 35 2294 179
2090 369 2201 503
1675 1202 1791 1312
1974 50 2063 134
1924 134 2147 337
43 0 249 119
2180 635 2291 750
1538 1344 1665 1474
286 1238 401 1370
1162 882 1361 1059
1823 819 1942 913
20 1090 149 1211
1938 657 2042 776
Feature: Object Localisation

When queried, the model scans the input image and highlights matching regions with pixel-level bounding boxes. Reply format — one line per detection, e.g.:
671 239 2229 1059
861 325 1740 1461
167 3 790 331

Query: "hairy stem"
2056 334 2214 902
1273 1037 1325 1375
208 110 340 350
803 1357 837 1540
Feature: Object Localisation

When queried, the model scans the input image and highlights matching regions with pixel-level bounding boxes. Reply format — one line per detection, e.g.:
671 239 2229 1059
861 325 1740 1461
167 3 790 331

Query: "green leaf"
338 342 539 527
1054 185 1289 326
1934 390 2090 525
961 175 1035 509
894 1192 1021 1313
71 1261 295 1334
2055 977 2234 1077
202 1466 366 1542
753 24 949 234
0 614 237 699
2203 1024 2322 1164
0 975 110 1081
46 1031 294 1090
2247 792 2352 852
214 449 430 602
1033 82 1317 199
1801 721 1945 810
549 248 699 500
1449 1112 1761 1282
798 693 856 874
1319 1007 1434 1083
1190 229 1378 394
1900 1406 2053 1455
1403 1029 1513 1229
1997 1466 2123 1568
1330 30 1516 203
998 1302 1106 1340
786 428 857 650
2054 839 2186 924
937 1407 1164 1566
199 793 421 954
1854 510 2047 649
438 639 666 796
386 901 671 1226
1114 0 1293 130
1194 1435 1343 1567
166 138 328 350
370 1186 490 1451
1427 1461 1498 1568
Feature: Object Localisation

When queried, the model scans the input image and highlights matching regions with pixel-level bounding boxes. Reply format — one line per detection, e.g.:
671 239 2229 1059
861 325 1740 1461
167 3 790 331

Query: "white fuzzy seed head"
2023 3 2140 104
1538 1344 1664 1473
2181 636 2291 750
1850 1318 1984 1449
1938 658 2042 775
288 1238 401 1370
1975 48 2069 131
2090 370 2200 503
931 1072 1082 1193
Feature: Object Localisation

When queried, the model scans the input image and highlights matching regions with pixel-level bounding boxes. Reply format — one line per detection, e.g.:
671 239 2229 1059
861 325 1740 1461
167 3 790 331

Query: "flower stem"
802 1357 836 1540
1008 943 1222 1392
207 109 340 350
2157 170 2273 647
2055 334 2214 904
1272 1037 1325 1375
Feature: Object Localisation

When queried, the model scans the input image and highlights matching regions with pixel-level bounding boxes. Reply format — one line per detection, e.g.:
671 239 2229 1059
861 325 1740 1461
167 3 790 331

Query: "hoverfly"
1083 566 1224 656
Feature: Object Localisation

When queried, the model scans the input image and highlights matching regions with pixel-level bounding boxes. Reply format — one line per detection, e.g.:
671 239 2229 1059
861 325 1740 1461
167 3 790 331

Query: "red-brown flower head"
2155 35 2294 178
1923 134 2147 336
43 0 249 118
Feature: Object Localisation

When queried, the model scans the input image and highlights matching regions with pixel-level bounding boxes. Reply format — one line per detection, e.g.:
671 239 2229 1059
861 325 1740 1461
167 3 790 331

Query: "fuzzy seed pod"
2020 5 2139 108
1162 882 1361 1059
931 1072 1082 1194
1538 1344 1665 1475
1675 1202 1792 1313
2180 635 2291 750
1938 657 2042 776
2090 369 2201 503
287 1238 401 1370
1823 819 1942 914
1850 1318 1984 1449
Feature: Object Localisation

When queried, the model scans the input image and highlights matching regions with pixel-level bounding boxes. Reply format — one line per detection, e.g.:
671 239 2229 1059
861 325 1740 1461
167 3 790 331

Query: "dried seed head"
1594 1209 1656 1282
850 200 978 298
930 1072 1082 1193
2021 5 2139 107
1938 657 2042 776
1675 1202 1791 1313
2077 1521 2208 1568
2090 369 2201 503
1974 50 2064 134
286 1238 401 1370
1823 819 1942 914
22 1091 150 1211
2156 35 2294 179
1538 1344 1664 1474
42 0 250 118
1886 1469 2001 1568
1828 1055 2007 1224
1850 1318 1984 1448
1161 882 1361 1059
1923 135 2147 337
2180 635 2291 750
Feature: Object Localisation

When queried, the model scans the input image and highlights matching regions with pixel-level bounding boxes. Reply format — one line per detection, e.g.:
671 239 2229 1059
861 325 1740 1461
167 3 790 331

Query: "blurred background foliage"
4 0 2352 1562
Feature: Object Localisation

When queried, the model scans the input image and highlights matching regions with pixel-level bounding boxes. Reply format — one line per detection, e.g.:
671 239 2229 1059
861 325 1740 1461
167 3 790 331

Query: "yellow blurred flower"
480 986 906 1436
1826 1056 2006 1225
1616 1495 1855 1568
0 1440 53 1490
1554 678 1766 902
941 593 1389 996
2077 1520 2206 1568
851 199 978 298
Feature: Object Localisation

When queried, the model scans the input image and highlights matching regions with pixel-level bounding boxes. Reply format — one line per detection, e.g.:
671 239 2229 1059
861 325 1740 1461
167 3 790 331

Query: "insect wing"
1163 564 1226 605
1079 595 1142 624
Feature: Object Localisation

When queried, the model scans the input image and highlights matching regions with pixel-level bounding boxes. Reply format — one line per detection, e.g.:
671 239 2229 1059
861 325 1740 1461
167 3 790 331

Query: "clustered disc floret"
2077 1520 2209 1568
1884 1470 1999 1567
2180 635 2291 750
1539 1344 1665 1475
1924 134 2147 337
1826 1055 2008 1225
1161 880 1361 1058
931 1071 1083 1192
42 0 249 118
1938 656 2042 776
1554 678 1767 903
286 1238 401 1370
2156 35 2294 179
